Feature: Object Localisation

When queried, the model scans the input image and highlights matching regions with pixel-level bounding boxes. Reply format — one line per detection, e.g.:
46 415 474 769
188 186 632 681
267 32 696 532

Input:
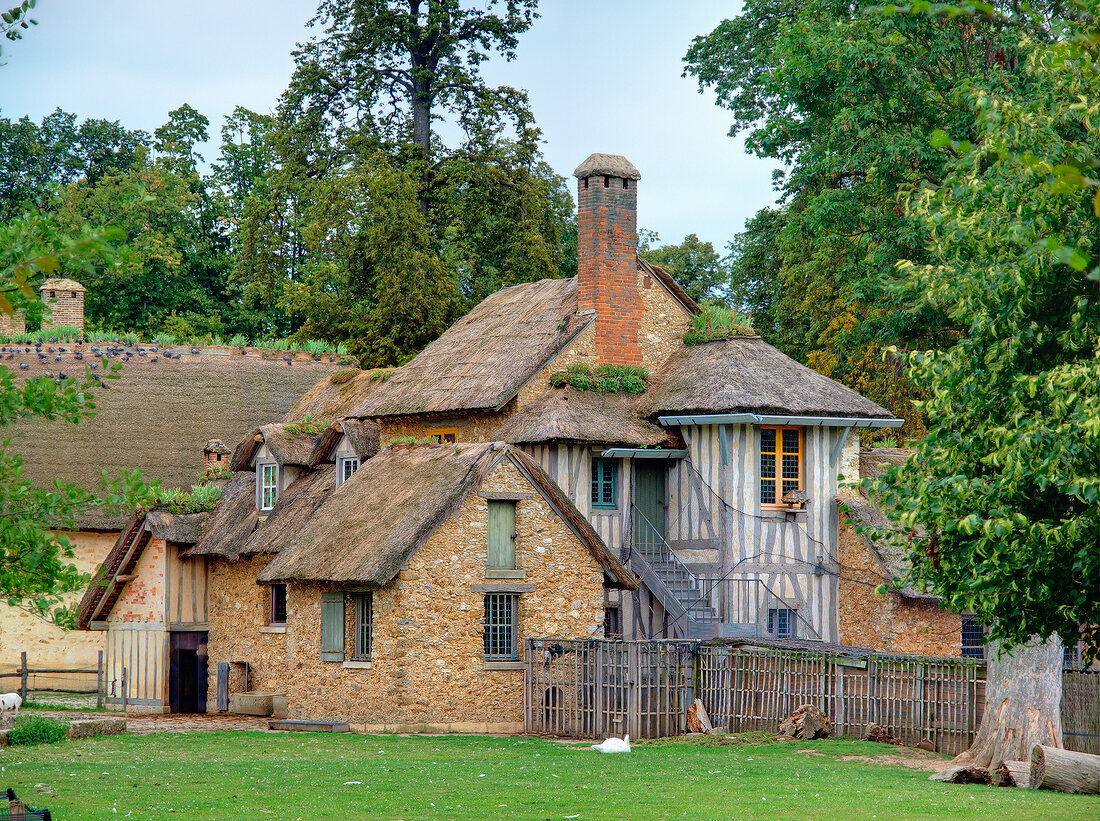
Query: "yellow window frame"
760 425 802 508
427 427 458 444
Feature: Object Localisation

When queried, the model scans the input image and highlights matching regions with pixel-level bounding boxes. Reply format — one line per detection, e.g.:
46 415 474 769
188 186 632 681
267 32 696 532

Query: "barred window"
351 592 372 661
768 607 795 639
269 584 287 625
760 427 801 507
961 616 986 659
484 593 518 659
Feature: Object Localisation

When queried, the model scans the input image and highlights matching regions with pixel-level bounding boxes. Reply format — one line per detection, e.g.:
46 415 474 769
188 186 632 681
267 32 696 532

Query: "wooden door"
169 631 208 714
634 462 666 559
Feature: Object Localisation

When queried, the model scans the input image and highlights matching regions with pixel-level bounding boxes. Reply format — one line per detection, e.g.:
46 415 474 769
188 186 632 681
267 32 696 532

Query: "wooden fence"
525 639 1099 757
0 651 105 707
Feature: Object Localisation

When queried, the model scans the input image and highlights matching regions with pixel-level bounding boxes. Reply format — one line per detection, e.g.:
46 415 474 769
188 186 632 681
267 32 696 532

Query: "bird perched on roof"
591 734 630 753
191 347 199 355
18 363 27 369
240 349 247 355
58 371 67 380
151 356 158 362
282 355 293 366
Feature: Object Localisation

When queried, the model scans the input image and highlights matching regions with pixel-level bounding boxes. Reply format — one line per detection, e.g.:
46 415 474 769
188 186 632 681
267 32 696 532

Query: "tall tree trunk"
412 75 432 218
933 635 1063 783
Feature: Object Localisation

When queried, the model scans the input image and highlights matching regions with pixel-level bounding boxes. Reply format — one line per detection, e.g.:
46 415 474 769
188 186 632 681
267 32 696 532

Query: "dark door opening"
169 631 208 713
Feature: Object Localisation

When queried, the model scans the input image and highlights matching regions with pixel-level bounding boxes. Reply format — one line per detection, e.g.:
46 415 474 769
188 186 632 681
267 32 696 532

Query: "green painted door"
634 462 666 559
487 500 517 569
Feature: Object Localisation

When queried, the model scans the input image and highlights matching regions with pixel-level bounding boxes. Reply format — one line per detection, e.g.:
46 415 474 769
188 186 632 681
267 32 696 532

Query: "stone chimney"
204 439 231 471
574 153 643 366
40 278 86 333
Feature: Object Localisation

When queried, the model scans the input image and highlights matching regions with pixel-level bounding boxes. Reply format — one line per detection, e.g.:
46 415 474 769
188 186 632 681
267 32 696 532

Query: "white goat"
0 692 21 717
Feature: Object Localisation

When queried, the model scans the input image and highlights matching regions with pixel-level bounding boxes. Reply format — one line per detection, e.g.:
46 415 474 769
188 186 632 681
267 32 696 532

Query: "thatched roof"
644 337 894 420
145 510 209 544
187 470 258 559
496 386 673 447
310 419 381 467
230 423 324 471
574 153 641 180
6 345 345 530
239 465 337 558
840 449 935 602
258 443 635 589
41 277 85 293
351 279 591 417
284 369 386 423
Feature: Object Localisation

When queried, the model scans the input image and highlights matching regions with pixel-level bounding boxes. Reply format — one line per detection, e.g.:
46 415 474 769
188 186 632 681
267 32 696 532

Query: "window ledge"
485 569 526 579
259 625 286 634
759 507 808 519
483 660 524 671
342 660 372 670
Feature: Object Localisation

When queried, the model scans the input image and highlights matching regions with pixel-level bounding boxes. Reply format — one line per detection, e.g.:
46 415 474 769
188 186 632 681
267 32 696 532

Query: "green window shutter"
487 500 517 569
320 592 344 661
591 458 617 509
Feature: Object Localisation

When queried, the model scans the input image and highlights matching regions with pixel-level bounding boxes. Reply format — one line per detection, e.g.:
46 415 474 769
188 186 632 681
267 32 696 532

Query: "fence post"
97 650 104 710
732 650 743 733
19 651 28 701
121 667 128 712
628 642 640 740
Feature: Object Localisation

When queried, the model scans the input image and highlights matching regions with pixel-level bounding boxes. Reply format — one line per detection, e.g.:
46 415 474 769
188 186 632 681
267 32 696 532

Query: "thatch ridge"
145 510 209 544
644 337 894 419
351 278 591 417
285 369 386 423
187 470 258 559
240 465 337 557
258 443 500 584
6 344 345 530
496 386 672 447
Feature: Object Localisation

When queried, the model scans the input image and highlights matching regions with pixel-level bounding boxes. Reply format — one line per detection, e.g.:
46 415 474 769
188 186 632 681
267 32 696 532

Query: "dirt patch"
840 753 944 772
795 748 826 756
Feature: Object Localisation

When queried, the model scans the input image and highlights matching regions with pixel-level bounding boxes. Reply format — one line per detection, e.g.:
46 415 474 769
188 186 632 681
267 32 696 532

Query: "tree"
639 231 730 303
685 0 1057 435
868 4 1100 778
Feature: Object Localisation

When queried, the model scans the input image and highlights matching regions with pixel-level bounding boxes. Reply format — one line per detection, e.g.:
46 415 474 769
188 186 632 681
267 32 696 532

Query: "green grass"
3 732 1098 820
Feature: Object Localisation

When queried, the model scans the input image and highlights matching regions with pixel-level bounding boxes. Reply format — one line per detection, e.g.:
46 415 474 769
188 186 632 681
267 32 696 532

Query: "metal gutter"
601 448 689 460
657 413 904 429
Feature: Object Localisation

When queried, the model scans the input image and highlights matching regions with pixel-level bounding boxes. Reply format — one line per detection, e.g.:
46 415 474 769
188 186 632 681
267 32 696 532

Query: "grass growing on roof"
3 731 1097 820
550 363 649 393
683 303 757 345
283 414 329 435
153 481 222 514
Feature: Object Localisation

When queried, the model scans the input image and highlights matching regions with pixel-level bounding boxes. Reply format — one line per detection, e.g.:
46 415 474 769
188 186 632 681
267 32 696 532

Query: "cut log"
686 699 714 734
778 704 831 740
864 722 902 745
932 636 1062 783
930 765 993 785
1030 745 1100 794
993 760 1031 788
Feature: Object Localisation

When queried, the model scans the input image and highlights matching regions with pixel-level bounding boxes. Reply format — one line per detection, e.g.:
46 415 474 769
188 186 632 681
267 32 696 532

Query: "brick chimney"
574 153 643 366
40 278 85 333
204 439 231 471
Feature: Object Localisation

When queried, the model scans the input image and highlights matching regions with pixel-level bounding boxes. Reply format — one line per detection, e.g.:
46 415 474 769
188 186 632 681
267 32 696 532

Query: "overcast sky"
0 0 779 250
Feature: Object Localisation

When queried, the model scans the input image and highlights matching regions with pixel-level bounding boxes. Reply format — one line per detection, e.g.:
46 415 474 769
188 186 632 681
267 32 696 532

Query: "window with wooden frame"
350 592 372 661
591 458 617 509
337 456 359 486
269 584 287 626
760 426 802 507
427 428 457 444
487 500 517 570
259 462 278 511
483 593 518 659
767 607 796 639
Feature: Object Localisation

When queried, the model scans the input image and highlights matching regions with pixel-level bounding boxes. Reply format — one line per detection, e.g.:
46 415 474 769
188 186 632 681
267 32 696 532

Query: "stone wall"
0 531 115 674
515 323 597 406
379 411 511 446
205 555 288 702
40 288 84 332
836 517 960 656
206 454 606 731
636 266 693 375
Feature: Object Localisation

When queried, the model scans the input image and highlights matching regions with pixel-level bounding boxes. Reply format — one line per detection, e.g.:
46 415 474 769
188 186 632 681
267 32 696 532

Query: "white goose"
591 734 630 753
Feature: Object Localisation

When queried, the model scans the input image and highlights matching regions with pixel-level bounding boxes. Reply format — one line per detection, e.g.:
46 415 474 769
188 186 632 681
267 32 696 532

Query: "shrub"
154 481 223 514
7 714 68 746
683 304 756 345
200 464 234 483
229 333 249 347
153 333 176 347
550 363 649 393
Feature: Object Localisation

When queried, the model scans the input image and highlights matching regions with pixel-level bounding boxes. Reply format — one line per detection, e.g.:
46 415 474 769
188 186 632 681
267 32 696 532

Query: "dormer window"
338 456 359 487
259 462 278 511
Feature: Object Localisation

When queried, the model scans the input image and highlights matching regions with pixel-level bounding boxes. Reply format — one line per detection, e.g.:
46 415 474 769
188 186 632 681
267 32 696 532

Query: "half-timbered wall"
668 424 857 643
166 543 209 629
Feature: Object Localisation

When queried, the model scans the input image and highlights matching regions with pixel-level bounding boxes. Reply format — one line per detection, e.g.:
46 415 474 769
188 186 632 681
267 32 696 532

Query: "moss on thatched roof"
284 368 387 423
644 337 894 420
7 345 345 530
497 386 672 447
352 279 591 417
257 442 635 589
230 423 324 471
187 470 258 559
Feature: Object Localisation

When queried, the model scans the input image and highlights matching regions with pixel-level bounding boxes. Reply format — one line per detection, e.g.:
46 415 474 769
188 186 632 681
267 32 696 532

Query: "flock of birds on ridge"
0 337 341 386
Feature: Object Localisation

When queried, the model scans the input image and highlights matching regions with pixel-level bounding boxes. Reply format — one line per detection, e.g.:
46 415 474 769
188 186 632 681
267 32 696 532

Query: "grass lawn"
2 731 1098 820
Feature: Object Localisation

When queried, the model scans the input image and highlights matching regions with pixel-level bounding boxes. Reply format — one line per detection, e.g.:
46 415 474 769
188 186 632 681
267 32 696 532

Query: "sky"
0 0 780 250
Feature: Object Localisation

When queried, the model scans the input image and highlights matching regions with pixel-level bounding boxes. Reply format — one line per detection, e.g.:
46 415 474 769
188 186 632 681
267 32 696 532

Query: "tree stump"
1030 745 1100 794
778 704 831 740
686 699 714 734
864 722 902 745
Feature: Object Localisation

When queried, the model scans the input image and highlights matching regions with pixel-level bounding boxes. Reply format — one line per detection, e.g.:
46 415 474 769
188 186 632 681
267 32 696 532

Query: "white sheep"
0 692 22 717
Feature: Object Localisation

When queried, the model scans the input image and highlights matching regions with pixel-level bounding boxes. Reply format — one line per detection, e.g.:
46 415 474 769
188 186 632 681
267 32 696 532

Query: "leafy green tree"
685 0 1056 434
868 4 1099 776
639 231 730 303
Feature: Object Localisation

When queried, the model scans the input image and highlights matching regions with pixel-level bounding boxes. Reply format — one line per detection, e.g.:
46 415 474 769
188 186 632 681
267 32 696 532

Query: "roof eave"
657 413 903 429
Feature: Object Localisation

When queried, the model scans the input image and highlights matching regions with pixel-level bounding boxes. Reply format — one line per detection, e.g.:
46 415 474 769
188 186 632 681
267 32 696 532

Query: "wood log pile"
777 704 831 740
